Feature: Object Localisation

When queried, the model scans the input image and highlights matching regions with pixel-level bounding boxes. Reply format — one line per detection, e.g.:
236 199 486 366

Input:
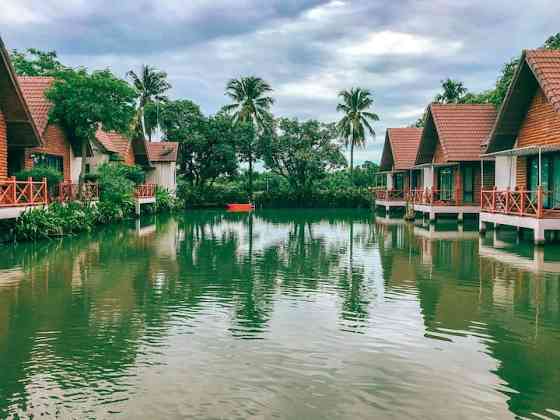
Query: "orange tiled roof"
525 49 560 114
386 128 422 170
428 103 497 162
17 76 54 136
95 128 131 160
147 141 179 162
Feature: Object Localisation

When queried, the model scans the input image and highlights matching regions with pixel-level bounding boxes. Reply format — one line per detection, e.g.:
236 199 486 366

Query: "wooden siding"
517 88 560 148
516 156 527 189
25 124 71 181
433 140 445 164
0 110 6 179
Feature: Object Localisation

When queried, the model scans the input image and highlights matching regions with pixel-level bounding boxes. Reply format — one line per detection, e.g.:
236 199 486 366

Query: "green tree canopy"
10 48 66 76
434 78 468 104
158 100 238 187
262 118 346 198
46 68 137 186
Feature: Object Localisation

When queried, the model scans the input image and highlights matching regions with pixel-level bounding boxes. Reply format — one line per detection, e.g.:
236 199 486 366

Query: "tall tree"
126 65 171 141
434 78 468 104
224 76 274 200
262 118 346 199
46 68 137 191
11 48 66 76
158 100 238 186
336 87 379 177
544 33 560 49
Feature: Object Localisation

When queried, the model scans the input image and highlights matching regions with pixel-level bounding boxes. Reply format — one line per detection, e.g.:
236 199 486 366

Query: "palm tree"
336 87 379 177
127 65 171 140
224 76 274 200
434 78 467 104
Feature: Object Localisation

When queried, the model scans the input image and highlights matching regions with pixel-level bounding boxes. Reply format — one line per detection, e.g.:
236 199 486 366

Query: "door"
438 167 454 201
463 166 474 203
528 155 551 209
393 173 404 191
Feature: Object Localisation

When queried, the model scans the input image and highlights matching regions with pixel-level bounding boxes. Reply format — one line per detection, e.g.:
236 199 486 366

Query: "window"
393 173 404 191
463 166 474 203
32 153 63 173
528 154 559 209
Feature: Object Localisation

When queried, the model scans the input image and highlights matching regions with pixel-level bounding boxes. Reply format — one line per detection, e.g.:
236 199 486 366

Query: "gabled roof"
95 128 132 160
379 128 422 171
416 103 497 164
147 141 179 162
486 49 560 154
17 76 54 136
0 38 42 148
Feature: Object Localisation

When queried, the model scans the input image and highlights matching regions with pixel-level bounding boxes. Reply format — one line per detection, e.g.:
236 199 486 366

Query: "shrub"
154 187 177 212
15 165 63 198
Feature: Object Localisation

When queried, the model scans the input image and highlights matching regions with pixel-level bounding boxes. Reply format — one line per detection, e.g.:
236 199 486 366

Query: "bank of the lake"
1 211 559 419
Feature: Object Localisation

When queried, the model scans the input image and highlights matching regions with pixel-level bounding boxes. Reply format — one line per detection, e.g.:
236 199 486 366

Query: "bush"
154 187 177 212
15 165 63 198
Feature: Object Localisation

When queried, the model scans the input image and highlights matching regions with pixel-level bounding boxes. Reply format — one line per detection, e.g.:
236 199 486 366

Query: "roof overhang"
0 37 43 148
413 162 460 169
482 144 560 158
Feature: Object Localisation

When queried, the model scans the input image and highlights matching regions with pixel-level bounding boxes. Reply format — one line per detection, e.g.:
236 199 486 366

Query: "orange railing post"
11 176 16 204
520 187 525 216
492 186 496 212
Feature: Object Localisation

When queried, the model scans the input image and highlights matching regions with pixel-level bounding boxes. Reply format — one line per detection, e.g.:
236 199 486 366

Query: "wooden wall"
517 88 560 148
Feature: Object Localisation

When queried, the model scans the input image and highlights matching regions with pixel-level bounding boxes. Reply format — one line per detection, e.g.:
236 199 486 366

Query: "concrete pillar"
458 223 464 233
534 223 545 246
479 220 486 235
135 200 141 217
429 211 436 224
457 212 464 223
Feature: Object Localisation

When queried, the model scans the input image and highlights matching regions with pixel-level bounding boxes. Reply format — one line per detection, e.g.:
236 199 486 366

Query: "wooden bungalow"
375 128 422 213
0 38 46 219
412 103 497 222
481 49 560 244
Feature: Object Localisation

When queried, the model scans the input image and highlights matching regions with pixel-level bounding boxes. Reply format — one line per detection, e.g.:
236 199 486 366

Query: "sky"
1 0 559 164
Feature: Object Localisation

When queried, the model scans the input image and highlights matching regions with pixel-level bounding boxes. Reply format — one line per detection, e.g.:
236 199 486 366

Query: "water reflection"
0 212 559 418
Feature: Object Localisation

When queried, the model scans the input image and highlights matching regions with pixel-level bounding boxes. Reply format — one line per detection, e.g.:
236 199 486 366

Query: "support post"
534 222 545 246
135 200 141 217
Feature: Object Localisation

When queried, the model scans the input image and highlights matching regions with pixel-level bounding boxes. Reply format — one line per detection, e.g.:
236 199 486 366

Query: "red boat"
227 203 255 212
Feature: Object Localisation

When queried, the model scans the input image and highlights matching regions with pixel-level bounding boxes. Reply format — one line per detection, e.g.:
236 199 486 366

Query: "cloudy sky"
1 0 558 164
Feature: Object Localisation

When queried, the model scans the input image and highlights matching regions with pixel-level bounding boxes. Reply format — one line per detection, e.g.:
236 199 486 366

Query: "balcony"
373 188 405 201
134 184 156 199
481 188 560 219
0 177 48 219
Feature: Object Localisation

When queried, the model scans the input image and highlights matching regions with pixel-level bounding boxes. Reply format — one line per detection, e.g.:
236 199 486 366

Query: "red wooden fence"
0 177 48 207
481 188 543 218
135 184 156 199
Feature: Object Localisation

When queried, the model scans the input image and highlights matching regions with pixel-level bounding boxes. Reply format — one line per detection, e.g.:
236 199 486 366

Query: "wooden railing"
0 177 48 207
481 188 543 218
135 184 156 199
409 188 459 206
58 182 99 202
372 188 405 201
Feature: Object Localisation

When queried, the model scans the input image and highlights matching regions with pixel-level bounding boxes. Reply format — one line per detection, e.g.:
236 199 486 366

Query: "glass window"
393 173 404 191
463 166 474 203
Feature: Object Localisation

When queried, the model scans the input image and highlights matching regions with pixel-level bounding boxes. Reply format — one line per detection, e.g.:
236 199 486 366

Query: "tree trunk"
350 141 354 181
140 107 148 141
248 158 253 202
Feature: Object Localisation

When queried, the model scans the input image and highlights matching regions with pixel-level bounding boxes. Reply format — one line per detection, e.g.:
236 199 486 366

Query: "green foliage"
15 165 63 187
15 202 98 241
154 187 177 212
46 68 137 183
223 76 274 129
95 163 137 214
10 48 66 76
544 33 560 50
434 78 468 104
336 87 379 174
127 65 171 140
261 118 347 198
159 102 239 187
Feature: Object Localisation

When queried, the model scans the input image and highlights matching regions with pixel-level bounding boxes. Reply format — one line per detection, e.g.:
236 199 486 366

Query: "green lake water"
1 210 560 419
